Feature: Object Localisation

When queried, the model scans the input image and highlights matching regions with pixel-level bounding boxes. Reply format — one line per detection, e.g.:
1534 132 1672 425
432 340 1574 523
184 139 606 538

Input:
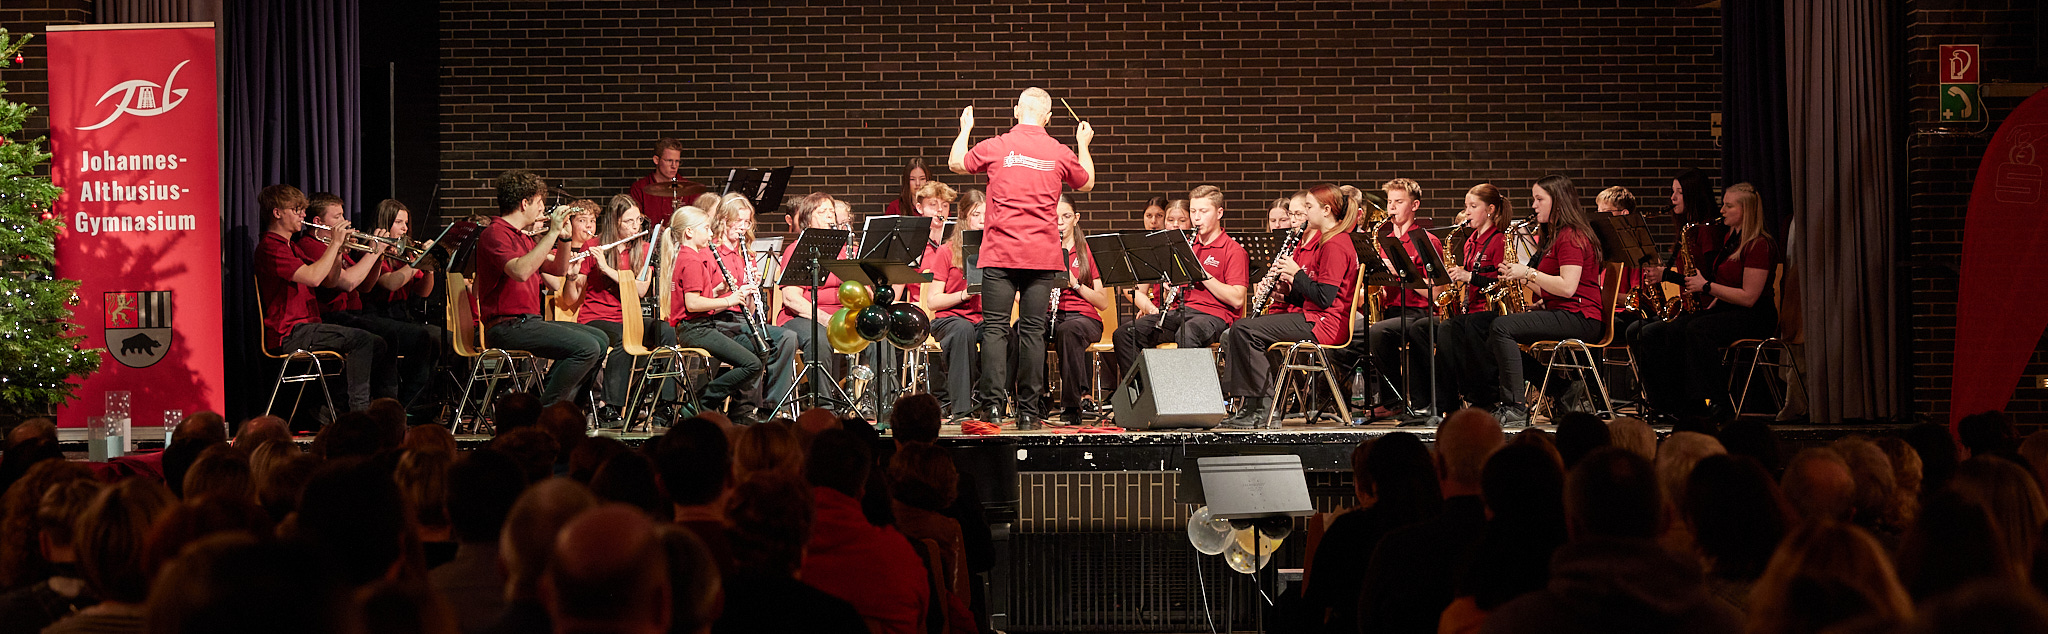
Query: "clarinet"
1162 228 1200 312
711 247 773 353
1246 226 1302 316
1047 248 1069 343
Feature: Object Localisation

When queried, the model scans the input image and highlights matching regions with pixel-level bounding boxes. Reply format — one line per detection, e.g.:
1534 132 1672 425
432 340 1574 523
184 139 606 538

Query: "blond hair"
714 193 757 245
914 181 958 204
1382 178 1422 202
1596 186 1637 212
1725 182 1771 252
1189 185 1224 211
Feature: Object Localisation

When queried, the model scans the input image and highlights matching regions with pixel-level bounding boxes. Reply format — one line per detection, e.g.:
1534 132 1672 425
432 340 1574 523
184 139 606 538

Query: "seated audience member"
732 420 804 484
1830 437 1905 543
1717 420 1786 477
492 392 544 434
161 411 230 498
890 393 996 626
431 449 527 632
1 460 95 591
44 479 176 634
655 418 738 574
400 422 458 456
717 475 868 634
1550 412 1610 470
1779 448 1855 525
493 427 562 484
1744 522 1912 634
1902 421 1963 492
1442 443 1567 633
1606 417 1657 460
182 445 256 504
1908 580 2048 632
246 436 301 481
1946 457 2048 576
1872 436 1923 527
484 478 598 634
354 579 459 634
655 525 723 634
1298 433 1440 634
1655 432 1726 552
145 534 350 634
394 449 456 566
1682 455 1792 613
293 458 410 588
1957 410 2020 459
256 453 319 524
1484 448 1743 634
545 505 672 634
139 495 274 581
536 401 586 469
802 429 930 634
0 479 102 634
590 451 671 521
1355 409 1502 633
888 443 977 633
1895 490 2014 601
0 437 64 503
567 435 630 483
310 412 385 461
2022 431 2048 490
365 398 409 449
232 414 293 449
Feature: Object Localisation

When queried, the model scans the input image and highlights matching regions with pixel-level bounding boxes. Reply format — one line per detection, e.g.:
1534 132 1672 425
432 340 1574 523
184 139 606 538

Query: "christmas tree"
0 30 101 416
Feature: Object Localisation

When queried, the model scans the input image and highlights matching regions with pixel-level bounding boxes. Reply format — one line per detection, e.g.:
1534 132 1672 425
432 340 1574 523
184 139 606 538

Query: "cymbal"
643 180 707 199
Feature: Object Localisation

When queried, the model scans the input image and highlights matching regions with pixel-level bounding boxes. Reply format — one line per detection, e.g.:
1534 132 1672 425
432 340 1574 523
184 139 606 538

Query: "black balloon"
854 305 891 341
885 303 931 349
871 283 896 305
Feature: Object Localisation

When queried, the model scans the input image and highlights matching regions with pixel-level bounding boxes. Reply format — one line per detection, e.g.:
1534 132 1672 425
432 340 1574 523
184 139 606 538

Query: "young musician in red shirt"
1432 183 1512 416
253 184 388 414
474 170 609 408
709 194 798 424
1129 196 1171 317
1486 175 1609 426
296 193 439 410
1357 179 1447 421
948 87 1096 430
669 205 765 419
560 194 677 426
778 192 849 407
1629 182 1778 420
884 158 934 216
362 198 438 323
1049 198 1113 425
1108 185 1249 389
920 190 987 421
628 137 708 226
1219 184 1361 429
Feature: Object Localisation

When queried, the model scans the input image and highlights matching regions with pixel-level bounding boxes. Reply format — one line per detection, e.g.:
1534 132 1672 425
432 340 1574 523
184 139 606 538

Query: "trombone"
304 222 429 263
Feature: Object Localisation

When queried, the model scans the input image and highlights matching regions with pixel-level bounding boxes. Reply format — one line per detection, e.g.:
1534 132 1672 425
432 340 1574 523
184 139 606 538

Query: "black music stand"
440 221 485 274
1240 228 1288 282
774 228 855 416
961 230 984 294
1364 233 1447 424
718 167 793 217
821 216 935 423
1591 212 1657 265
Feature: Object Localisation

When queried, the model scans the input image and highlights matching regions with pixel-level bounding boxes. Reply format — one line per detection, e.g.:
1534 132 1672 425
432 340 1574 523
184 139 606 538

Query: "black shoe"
597 405 625 429
1061 407 1083 426
1015 414 1042 431
1493 403 1531 428
727 412 760 428
1219 397 1271 430
1396 411 1441 427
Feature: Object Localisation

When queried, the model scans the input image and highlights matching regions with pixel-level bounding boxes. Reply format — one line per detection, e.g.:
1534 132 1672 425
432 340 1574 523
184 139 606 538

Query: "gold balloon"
838 280 873 312
828 307 870 354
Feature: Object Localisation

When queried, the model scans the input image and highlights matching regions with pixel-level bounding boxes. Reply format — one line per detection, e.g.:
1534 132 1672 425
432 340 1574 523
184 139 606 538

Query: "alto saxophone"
1433 224 1471 320
1247 226 1302 316
1664 223 1703 320
1486 220 1532 314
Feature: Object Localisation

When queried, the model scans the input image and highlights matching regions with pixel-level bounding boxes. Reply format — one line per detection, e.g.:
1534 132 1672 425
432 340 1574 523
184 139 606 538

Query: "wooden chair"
446 272 541 434
1526 261 1629 419
1723 263 1803 417
1085 291 1120 404
1260 265 1368 427
253 276 345 422
615 274 713 432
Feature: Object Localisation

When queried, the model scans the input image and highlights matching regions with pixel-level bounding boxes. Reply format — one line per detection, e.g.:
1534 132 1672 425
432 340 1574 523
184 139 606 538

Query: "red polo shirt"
628 173 707 227
574 237 643 325
1714 234 1777 307
670 245 718 323
1370 222 1443 310
776 239 842 325
709 243 753 317
364 258 428 306
294 234 362 314
1055 246 1102 321
1536 227 1605 321
961 124 1088 271
1453 226 1506 314
1273 230 1360 346
1182 231 1249 324
256 232 323 350
475 217 549 323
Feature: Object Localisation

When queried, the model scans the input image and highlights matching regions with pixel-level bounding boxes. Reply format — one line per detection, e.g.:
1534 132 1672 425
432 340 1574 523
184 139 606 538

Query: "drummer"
629 137 709 226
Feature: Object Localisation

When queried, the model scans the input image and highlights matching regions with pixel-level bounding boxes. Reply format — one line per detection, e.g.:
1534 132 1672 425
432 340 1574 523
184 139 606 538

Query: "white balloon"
1186 506 1235 556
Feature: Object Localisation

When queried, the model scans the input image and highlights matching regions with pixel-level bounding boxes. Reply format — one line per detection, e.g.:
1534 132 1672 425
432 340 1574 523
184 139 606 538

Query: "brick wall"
0 0 91 145
437 0 1723 237
1905 0 2048 425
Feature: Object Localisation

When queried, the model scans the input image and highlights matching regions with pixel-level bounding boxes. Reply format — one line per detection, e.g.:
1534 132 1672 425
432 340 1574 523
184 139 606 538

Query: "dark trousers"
978 267 1060 417
327 310 438 408
929 315 982 416
1489 310 1603 406
281 322 389 411
584 318 679 406
705 315 797 417
1220 313 1314 398
1628 306 1774 414
1108 309 1228 387
675 316 763 413
486 316 609 405
1052 312 1104 409
1363 307 1434 407
783 316 847 407
1434 311 1501 410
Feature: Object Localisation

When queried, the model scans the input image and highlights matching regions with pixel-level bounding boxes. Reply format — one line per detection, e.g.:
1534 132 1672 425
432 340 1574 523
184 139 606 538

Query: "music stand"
1591 212 1657 265
1368 233 1446 424
1083 232 1144 289
1192 454 1313 631
440 221 485 273
774 229 856 416
718 167 793 217
961 230 984 294
820 217 935 423
1240 228 1288 282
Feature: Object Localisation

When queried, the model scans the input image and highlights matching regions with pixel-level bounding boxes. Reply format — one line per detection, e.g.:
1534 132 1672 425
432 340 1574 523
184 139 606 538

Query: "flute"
566 231 650 264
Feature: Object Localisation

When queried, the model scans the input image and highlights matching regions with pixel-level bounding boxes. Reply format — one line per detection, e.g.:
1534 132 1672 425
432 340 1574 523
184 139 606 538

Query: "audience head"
733 420 804 483
314 412 385 461
545 504 671 633
537 401 586 462
354 578 460 634
446 449 527 545
501 478 599 600
1719 420 1786 476
32 478 102 565
1565 447 1662 541
1781 448 1856 524
233 415 292 449
492 427 562 484
794 408 840 440
295 457 410 586
1906 580 2048 633
492 392 543 433
147 534 349 634
1874 436 1924 526
592 451 671 521
1 458 92 588
1896 490 2016 601
247 437 301 480
257 453 320 524
1606 417 1657 460
0 436 64 502
1957 410 2018 458
400 423 457 456
395 448 454 531
891 393 944 444
655 419 734 509
567 434 629 483
1551 411 1610 469
1508 427 1565 469
162 412 230 497
76 478 176 603
655 525 723 634
1481 444 1566 534
1685 455 1792 582
1655 431 1726 513
1903 422 1963 492
364 398 407 449
1435 408 1505 493
725 474 814 577
6 416 57 448
141 494 274 579
1830 437 1904 533
1747 522 1912 634
806 428 872 499
889 442 959 512
182 444 255 503
1358 432 1443 522
1946 456 2048 566
173 410 229 446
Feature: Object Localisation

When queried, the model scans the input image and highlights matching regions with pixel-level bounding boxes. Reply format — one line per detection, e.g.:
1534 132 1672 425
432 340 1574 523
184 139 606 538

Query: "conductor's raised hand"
1076 121 1094 146
960 106 975 132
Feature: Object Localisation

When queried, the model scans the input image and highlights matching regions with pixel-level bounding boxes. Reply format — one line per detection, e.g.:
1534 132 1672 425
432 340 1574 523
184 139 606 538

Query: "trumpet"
566 231 650 265
305 222 428 263
521 205 581 237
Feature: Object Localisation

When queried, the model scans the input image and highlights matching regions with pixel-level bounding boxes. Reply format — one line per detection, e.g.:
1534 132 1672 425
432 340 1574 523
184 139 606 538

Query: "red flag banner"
1951 87 2048 423
47 24 223 428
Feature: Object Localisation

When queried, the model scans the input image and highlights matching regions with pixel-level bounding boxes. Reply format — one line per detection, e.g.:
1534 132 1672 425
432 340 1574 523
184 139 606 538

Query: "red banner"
47 24 223 428
1951 87 2048 424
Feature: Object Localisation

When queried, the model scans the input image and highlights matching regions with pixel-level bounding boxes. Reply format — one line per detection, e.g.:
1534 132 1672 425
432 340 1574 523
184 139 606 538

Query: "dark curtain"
221 0 361 423
1723 0 1794 237
96 0 220 24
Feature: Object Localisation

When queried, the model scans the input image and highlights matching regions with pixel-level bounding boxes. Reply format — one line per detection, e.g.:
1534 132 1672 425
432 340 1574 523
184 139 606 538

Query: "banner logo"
104 291 173 368
76 60 192 131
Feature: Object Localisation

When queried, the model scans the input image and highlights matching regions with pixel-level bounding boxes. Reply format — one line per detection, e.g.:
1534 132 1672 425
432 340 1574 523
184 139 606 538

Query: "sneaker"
1493 403 1531 428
